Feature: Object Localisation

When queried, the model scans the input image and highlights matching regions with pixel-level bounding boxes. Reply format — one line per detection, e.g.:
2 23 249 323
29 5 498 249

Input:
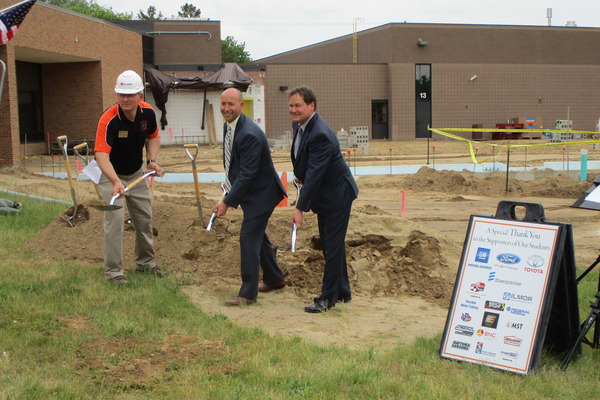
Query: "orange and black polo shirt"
94 101 159 175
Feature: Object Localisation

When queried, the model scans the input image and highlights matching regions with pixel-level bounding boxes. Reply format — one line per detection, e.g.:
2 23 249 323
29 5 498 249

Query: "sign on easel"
440 201 579 374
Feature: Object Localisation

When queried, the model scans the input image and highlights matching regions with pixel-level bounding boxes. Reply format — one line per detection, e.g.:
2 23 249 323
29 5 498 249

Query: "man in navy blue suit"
289 87 359 313
212 88 287 306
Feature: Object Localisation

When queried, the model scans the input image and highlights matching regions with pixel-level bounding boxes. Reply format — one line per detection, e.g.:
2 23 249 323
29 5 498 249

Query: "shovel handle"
109 171 157 205
73 143 87 151
206 192 227 231
291 223 297 252
184 143 199 162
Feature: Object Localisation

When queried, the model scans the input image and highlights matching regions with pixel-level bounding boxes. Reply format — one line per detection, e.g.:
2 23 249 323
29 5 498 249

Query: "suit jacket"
291 113 358 214
224 113 286 217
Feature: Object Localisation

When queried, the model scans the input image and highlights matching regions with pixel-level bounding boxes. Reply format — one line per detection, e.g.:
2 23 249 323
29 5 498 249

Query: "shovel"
184 143 205 227
91 171 156 211
206 183 227 231
73 142 102 200
57 135 78 227
291 178 302 252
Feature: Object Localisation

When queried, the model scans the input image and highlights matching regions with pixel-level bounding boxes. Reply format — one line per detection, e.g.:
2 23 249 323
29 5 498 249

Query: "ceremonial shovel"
73 142 102 200
57 135 78 227
291 179 302 252
91 171 156 211
206 183 227 231
184 143 205 227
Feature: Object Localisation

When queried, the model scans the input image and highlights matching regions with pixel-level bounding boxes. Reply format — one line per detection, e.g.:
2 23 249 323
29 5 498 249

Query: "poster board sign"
571 173 600 211
440 215 562 374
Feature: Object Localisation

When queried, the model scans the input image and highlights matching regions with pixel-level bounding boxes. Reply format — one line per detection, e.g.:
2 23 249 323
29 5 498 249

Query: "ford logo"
497 253 521 264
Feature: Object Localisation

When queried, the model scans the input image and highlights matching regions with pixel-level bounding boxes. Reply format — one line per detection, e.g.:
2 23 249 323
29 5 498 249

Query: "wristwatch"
147 159 156 165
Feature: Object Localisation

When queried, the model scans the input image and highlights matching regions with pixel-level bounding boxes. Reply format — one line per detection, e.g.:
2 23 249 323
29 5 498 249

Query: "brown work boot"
109 275 129 285
135 266 168 277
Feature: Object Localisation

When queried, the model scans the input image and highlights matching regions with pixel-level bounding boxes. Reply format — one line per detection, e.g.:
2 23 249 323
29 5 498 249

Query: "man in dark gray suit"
289 87 359 313
212 88 287 306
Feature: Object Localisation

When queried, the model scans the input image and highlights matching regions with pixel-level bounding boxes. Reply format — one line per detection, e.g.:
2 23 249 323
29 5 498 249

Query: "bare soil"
2 139 600 386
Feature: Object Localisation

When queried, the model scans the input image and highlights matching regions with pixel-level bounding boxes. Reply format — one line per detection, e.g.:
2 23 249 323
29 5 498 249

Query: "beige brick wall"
265 64 388 140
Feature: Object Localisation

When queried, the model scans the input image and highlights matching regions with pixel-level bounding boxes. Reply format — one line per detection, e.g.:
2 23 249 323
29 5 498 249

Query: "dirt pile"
357 166 593 198
26 198 462 306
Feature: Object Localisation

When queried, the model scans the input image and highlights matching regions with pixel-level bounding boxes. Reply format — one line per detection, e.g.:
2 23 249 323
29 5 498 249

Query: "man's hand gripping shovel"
206 183 227 231
90 171 157 211
57 135 78 227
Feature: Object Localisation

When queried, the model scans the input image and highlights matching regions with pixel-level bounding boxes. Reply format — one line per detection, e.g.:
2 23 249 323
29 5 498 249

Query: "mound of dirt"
397 166 593 198
26 200 462 307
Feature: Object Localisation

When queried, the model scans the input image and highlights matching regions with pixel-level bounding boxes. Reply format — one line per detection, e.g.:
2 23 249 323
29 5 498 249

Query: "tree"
178 3 200 18
137 6 164 20
221 36 252 63
41 0 132 20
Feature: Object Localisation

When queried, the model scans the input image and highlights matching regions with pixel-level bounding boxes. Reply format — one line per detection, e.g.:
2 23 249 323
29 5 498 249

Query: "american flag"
0 0 36 44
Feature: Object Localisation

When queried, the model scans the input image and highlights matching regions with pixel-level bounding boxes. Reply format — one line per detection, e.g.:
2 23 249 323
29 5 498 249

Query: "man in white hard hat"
94 70 166 284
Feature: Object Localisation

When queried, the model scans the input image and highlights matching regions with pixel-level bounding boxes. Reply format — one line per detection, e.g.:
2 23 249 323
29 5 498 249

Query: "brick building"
257 23 600 141
0 1 142 166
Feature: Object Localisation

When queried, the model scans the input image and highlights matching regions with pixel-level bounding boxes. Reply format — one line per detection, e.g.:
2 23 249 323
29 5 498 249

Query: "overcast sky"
99 0 600 60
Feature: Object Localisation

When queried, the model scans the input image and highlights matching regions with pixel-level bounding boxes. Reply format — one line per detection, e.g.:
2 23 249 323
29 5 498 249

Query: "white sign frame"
440 215 561 374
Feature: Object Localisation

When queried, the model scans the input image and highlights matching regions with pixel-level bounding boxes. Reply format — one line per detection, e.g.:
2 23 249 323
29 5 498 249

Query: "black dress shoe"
304 299 335 313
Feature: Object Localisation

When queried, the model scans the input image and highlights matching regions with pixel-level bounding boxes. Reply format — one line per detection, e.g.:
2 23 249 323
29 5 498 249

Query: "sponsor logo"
504 336 523 347
494 278 522 286
482 312 500 329
485 300 505 311
140 121 148 131
468 263 492 270
503 292 533 304
527 255 544 268
475 342 496 357
475 248 491 263
505 321 524 330
460 299 479 310
492 263 518 271
460 313 472 322
524 267 544 274
476 329 497 339
497 253 521 264
488 272 496 281
455 325 475 337
500 350 519 359
451 340 471 351
471 282 485 292
506 306 530 316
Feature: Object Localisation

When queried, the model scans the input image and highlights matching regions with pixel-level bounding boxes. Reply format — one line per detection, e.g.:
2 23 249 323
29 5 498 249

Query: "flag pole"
0 60 5 107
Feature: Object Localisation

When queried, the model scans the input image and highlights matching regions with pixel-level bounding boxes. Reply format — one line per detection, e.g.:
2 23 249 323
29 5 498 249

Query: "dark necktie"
294 127 304 158
224 124 233 191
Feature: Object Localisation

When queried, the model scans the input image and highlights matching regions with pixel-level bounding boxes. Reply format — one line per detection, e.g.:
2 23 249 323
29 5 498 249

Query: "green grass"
1 194 600 399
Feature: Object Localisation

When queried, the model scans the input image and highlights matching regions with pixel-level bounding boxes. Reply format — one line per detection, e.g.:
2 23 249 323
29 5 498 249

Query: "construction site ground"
2 138 599 350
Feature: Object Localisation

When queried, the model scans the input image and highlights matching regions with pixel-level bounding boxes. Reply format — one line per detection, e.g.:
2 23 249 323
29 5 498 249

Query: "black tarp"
144 64 253 129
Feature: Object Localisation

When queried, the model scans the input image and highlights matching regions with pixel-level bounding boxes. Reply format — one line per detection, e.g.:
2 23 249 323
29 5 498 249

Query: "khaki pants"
99 167 156 279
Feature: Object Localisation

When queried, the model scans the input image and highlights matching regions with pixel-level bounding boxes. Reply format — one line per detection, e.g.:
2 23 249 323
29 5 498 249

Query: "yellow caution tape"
429 128 600 164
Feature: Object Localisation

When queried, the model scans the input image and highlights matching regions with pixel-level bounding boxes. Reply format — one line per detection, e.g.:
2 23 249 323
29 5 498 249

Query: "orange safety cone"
277 172 288 207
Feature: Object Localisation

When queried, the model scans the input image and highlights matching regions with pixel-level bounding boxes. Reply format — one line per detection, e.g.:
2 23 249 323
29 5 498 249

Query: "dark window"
16 61 44 143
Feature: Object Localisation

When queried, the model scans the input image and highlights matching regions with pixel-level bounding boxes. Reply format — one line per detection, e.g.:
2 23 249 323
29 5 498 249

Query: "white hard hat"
115 70 144 94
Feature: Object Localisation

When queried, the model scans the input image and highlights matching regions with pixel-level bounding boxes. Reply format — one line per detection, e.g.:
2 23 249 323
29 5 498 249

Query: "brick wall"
0 2 142 165
265 64 388 140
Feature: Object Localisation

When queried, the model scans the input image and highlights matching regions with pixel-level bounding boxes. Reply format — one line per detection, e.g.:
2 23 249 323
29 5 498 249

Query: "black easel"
560 176 600 370
559 255 600 370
